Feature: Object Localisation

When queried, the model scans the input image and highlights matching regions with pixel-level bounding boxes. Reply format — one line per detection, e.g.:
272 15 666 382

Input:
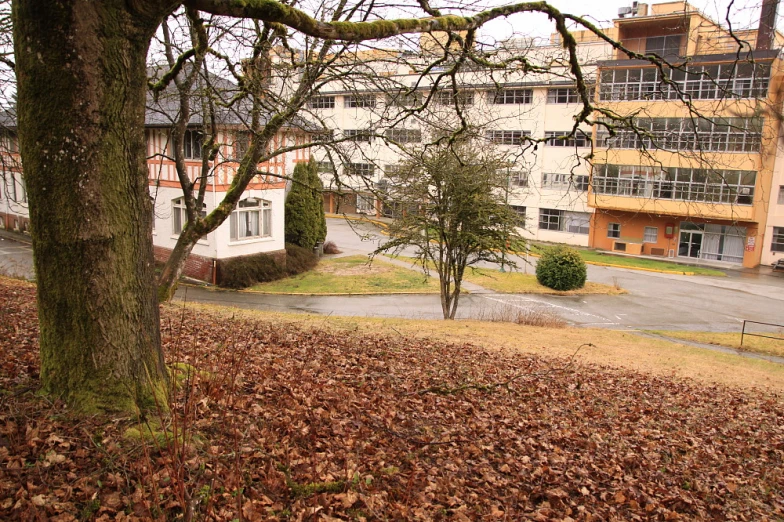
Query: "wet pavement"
3 220 784 333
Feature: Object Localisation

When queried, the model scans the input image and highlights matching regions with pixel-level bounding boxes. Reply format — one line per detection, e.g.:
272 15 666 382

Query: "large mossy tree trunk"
13 0 173 412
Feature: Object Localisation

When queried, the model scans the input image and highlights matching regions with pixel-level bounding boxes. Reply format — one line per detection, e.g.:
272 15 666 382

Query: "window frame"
544 131 591 148
772 227 784 252
233 132 250 160
607 222 621 239
538 208 564 231
546 88 579 104
172 197 207 235
345 162 374 177
344 129 373 143
183 129 203 160
490 89 532 105
643 226 658 243
230 198 272 242
384 128 422 144
344 94 377 109
308 96 336 109
486 130 530 145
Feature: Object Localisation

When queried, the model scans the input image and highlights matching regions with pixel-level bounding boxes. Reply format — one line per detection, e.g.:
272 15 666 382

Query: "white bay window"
230 198 271 241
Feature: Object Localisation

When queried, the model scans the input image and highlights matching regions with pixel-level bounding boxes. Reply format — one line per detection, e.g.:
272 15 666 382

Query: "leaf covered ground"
0 277 782 521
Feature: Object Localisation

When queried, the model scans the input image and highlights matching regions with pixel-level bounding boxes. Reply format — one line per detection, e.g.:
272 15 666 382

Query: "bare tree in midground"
377 137 522 319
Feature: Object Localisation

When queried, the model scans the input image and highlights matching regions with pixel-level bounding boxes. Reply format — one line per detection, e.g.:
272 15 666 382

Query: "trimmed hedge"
218 243 318 289
535 246 587 291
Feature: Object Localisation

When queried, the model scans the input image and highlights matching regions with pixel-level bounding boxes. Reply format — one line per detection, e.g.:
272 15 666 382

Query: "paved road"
177 218 784 333
3 221 784 333
0 235 34 280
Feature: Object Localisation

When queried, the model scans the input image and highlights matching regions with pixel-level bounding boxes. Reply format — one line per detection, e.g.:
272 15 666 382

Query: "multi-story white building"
309 33 613 246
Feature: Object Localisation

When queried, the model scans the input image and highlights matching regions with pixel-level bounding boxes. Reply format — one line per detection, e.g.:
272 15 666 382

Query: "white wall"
150 185 286 260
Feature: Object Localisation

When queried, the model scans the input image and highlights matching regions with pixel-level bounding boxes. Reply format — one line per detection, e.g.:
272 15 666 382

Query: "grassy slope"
194 303 784 393
250 255 440 294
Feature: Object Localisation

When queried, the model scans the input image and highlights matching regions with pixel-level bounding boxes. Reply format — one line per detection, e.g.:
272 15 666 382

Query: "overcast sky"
476 0 781 41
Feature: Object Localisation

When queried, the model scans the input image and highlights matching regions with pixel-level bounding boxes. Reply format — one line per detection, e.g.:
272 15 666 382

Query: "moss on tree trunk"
13 0 172 412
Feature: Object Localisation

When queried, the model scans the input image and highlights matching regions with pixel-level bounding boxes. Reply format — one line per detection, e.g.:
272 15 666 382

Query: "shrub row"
218 243 318 289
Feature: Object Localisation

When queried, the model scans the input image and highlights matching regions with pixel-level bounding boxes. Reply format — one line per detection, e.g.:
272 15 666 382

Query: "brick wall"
153 246 215 283
0 212 31 234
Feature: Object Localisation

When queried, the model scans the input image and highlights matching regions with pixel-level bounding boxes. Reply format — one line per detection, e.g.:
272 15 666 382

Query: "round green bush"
535 246 587 291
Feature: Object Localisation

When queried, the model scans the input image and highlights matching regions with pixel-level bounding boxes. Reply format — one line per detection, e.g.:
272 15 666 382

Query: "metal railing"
741 320 784 346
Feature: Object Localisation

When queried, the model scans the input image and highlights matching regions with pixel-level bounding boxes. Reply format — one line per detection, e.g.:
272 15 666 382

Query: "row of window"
543 131 591 148
308 87 588 110
169 197 272 242
344 128 590 147
599 63 771 102
597 117 763 153
592 164 757 205
320 161 587 191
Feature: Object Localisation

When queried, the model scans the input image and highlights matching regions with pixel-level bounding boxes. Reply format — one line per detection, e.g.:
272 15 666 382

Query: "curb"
0 229 33 245
325 213 389 229
239 289 442 296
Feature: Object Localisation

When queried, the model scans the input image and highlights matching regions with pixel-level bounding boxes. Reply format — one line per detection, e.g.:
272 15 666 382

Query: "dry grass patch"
650 330 784 358
465 267 626 295
386 255 625 295
249 255 440 294
185 302 784 393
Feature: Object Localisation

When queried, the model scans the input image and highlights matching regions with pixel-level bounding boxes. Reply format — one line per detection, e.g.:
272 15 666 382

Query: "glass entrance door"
678 230 703 258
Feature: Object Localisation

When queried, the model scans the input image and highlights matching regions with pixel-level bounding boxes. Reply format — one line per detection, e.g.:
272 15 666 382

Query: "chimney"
756 0 779 50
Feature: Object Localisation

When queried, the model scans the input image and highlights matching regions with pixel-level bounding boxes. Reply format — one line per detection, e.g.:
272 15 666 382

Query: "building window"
1 131 17 153
435 90 474 106
547 88 579 104
509 205 526 220
172 197 206 235
489 89 532 104
607 222 621 239
544 131 591 148
565 211 590 235
344 129 373 143
183 129 203 160
486 130 530 145
387 91 421 107
643 226 658 243
308 96 335 109
599 63 771 102
778 186 784 205
508 171 528 187
233 132 250 160
345 163 374 177
644 34 685 58
344 94 376 108
230 198 271 241
597 117 763 153
538 208 563 231
316 161 335 173
772 227 784 252
542 173 589 191
592 164 756 205
356 194 375 213
384 128 422 143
